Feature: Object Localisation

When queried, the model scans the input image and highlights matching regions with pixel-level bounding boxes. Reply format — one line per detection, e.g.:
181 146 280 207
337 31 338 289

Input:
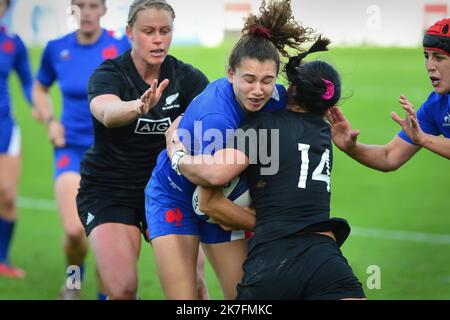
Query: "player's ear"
227 68 234 84
126 25 133 41
101 4 107 17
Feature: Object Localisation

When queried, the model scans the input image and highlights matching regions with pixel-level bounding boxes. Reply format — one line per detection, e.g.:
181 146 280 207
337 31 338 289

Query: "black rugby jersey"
80 50 208 193
234 110 349 248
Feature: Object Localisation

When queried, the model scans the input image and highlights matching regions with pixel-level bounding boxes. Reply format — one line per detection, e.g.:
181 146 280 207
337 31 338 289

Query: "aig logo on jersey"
135 117 172 135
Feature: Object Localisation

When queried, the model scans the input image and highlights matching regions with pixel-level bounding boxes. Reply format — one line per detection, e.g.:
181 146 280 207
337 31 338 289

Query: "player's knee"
108 281 138 300
0 184 17 212
64 228 86 246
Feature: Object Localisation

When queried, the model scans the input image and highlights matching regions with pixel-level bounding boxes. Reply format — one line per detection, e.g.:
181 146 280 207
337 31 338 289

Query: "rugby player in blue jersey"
0 0 33 279
77 0 210 300
328 18 450 169
168 39 366 300
145 0 315 299
32 0 130 299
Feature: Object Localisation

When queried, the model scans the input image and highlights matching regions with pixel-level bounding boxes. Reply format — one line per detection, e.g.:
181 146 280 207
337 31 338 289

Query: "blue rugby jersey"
36 29 130 147
398 92 450 143
0 26 32 119
147 77 287 207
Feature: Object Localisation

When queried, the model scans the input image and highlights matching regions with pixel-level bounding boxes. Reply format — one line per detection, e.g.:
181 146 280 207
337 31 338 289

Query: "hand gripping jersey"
36 29 130 147
398 92 450 144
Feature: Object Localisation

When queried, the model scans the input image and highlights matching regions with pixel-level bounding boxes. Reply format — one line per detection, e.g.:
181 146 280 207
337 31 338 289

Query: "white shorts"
0 118 21 157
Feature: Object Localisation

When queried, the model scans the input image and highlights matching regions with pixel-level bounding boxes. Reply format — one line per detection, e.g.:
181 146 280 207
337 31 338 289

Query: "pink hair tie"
249 25 272 39
322 79 335 100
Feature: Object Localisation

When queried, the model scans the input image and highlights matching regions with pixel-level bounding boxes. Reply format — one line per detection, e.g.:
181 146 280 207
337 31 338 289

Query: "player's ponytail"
285 37 341 116
229 0 314 74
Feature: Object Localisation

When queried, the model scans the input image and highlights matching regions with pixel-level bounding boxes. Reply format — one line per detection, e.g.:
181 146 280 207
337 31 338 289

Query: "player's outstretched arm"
90 79 169 128
328 106 419 171
410 132 450 160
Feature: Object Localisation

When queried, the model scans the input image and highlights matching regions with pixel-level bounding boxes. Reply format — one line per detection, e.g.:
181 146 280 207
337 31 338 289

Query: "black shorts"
236 233 365 300
76 185 148 241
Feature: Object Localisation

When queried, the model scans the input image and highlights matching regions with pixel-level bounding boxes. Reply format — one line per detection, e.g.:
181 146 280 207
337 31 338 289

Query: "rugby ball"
192 175 251 223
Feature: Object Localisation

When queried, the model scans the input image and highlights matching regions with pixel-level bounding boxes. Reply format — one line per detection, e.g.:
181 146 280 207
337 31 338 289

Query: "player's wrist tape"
171 150 186 175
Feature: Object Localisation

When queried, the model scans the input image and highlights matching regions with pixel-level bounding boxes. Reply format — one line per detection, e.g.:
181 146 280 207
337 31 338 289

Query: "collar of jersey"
121 50 172 95
71 28 107 48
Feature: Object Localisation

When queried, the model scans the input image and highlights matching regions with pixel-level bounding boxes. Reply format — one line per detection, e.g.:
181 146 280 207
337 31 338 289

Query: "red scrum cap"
423 18 450 56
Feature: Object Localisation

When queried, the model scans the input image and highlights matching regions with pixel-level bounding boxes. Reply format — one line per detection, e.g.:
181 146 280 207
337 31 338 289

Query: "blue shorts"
0 117 20 156
54 145 89 180
145 175 248 244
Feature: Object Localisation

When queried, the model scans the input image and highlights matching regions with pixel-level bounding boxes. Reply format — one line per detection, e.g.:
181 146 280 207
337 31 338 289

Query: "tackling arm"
197 186 255 231
176 148 249 187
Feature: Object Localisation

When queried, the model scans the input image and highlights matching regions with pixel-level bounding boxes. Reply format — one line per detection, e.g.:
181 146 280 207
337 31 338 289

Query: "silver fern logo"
163 93 180 111
166 93 179 106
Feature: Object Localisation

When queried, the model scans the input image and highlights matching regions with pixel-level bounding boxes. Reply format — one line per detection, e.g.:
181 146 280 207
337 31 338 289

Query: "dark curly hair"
229 0 315 74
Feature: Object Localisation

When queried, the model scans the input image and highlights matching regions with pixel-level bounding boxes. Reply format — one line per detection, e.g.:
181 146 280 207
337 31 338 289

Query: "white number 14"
297 143 330 192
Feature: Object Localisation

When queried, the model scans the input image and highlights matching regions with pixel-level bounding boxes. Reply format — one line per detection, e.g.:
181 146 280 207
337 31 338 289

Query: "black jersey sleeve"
88 60 126 102
179 65 209 107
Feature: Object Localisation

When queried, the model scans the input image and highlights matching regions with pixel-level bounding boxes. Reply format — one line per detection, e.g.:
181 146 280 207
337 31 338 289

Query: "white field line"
18 196 57 211
18 197 450 245
351 226 450 245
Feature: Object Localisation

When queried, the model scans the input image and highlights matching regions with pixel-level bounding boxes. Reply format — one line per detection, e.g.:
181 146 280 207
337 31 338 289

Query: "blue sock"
0 216 15 264
97 292 108 300
79 264 85 282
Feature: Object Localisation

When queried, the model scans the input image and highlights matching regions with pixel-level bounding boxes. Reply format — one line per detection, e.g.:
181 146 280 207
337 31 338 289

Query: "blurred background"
4 0 449 47
0 0 449 300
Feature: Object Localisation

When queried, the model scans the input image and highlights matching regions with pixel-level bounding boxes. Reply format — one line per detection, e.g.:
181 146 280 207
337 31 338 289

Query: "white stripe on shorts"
7 125 21 157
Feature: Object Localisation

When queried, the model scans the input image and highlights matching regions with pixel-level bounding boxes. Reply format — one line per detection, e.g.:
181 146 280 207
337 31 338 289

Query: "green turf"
1 42 449 299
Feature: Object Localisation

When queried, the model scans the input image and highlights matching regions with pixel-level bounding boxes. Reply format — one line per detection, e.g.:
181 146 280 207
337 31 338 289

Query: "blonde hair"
127 0 175 27
71 0 106 5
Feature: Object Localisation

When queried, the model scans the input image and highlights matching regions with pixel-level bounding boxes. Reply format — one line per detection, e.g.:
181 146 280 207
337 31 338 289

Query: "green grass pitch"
1 41 449 299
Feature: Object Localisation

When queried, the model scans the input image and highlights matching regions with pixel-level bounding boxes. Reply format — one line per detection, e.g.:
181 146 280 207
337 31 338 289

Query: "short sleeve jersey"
36 29 130 147
0 26 32 118
234 110 349 248
149 77 287 206
398 92 450 143
80 50 209 192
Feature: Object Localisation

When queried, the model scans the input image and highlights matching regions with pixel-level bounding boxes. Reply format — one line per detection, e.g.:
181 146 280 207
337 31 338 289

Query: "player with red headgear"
328 18 450 170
